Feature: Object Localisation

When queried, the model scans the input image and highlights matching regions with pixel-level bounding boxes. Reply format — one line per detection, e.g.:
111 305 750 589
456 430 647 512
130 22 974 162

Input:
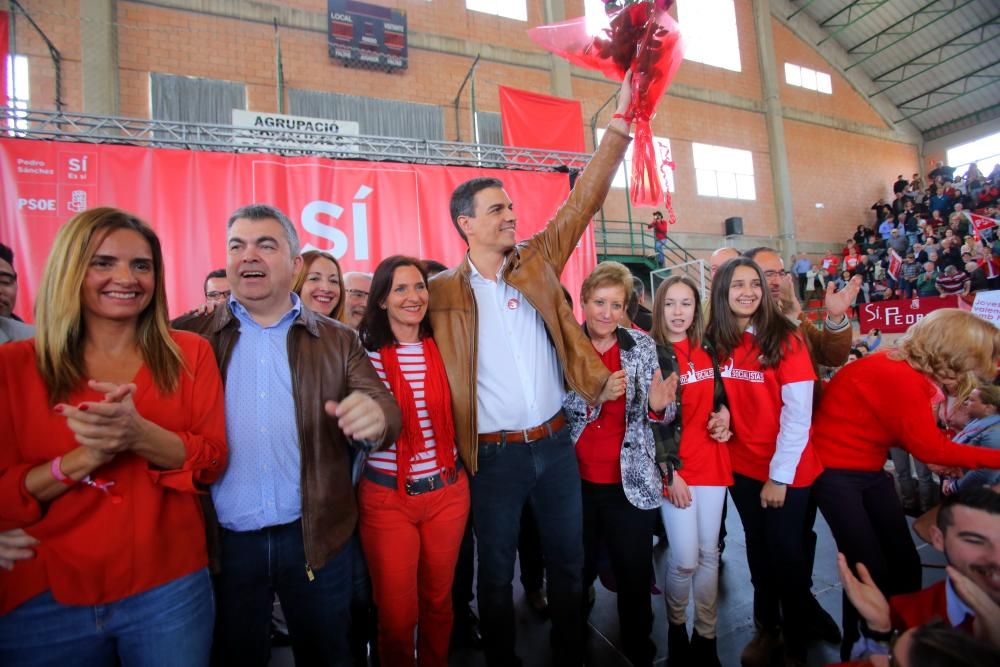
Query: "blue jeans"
471 425 584 667
213 519 353 667
0 568 213 667
654 238 667 267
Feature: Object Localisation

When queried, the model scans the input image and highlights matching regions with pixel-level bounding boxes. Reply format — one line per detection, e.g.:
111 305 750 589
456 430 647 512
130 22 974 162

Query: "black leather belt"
363 460 463 496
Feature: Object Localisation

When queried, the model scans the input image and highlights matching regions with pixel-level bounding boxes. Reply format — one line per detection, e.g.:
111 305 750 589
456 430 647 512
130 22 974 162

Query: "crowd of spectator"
790 161 1000 310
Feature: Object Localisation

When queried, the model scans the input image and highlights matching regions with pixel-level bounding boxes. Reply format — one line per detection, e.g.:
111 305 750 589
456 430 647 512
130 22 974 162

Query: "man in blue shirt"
792 252 812 300
175 204 400 667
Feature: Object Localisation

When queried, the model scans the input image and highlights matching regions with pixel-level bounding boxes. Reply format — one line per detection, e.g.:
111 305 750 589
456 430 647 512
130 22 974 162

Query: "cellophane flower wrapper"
529 1 685 216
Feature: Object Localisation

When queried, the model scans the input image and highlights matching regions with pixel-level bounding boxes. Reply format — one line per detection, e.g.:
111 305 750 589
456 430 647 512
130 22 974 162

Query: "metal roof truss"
0 108 593 172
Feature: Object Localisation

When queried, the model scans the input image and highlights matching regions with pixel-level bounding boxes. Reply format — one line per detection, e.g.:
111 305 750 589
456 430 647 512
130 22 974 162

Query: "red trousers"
358 471 470 667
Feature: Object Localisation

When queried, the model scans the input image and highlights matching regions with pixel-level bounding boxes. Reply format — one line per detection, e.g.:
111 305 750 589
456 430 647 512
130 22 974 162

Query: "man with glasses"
342 271 372 330
203 268 231 304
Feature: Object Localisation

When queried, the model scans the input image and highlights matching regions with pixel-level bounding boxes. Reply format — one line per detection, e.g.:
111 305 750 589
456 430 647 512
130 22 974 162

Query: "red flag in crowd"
888 248 902 281
963 210 999 241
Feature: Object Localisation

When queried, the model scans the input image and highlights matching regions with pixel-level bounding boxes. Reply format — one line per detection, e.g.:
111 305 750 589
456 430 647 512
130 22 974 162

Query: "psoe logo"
67 190 88 212
299 185 372 260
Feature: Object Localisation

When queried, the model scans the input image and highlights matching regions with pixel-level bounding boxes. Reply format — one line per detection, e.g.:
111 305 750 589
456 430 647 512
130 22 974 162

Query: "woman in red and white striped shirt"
357 255 469 667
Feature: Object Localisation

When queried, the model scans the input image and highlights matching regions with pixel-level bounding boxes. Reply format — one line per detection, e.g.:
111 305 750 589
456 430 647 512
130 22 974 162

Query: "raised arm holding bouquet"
530 0 684 217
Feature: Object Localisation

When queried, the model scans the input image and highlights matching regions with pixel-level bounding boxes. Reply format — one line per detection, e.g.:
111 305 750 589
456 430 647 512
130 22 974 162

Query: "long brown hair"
706 257 797 368
292 250 345 321
34 207 183 404
650 274 704 348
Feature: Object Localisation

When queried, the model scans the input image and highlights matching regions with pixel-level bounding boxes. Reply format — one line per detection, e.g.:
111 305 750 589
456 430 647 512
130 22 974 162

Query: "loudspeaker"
724 217 743 236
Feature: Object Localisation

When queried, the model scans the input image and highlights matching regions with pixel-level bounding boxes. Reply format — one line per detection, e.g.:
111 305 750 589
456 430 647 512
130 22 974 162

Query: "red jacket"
0 332 228 614
890 580 950 631
812 353 1000 472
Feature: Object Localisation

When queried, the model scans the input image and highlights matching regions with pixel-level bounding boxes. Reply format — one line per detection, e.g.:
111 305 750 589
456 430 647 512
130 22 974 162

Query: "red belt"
478 413 566 445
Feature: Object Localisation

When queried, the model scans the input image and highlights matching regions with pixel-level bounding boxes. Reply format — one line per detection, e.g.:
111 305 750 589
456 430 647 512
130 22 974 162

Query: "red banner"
499 86 586 153
858 295 960 334
887 249 902 281
0 138 596 320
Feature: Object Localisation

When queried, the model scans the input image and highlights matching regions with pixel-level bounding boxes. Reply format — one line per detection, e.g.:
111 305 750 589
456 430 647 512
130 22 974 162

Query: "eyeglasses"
205 290 231 300
347 289 369 299
763 270 787 279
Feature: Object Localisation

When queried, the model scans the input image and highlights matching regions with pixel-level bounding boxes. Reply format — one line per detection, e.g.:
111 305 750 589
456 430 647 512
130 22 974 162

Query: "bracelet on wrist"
769 478 787 486
50 456 77 486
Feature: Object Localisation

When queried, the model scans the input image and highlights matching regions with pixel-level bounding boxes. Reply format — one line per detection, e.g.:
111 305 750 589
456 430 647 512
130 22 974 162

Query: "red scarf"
378 337 457 496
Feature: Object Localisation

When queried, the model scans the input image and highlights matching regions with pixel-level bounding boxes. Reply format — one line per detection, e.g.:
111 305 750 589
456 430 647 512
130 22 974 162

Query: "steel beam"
845 0 976 70
818 1 892 46
0 107 593 171
870 15 1000 95
895 63 1000 122
787 0 821 21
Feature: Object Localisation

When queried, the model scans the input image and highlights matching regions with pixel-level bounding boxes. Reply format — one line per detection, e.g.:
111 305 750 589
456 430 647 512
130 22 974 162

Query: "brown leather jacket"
173 303 401 571
797 314 852 404
428 127 631 474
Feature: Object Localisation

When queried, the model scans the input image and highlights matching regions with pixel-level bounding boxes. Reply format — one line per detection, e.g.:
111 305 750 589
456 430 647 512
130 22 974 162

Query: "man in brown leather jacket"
174 204 400 667
428 78 632 667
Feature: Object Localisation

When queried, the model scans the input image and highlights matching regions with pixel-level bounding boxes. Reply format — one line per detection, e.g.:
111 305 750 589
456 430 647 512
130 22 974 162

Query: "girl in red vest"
650 275 733 666
706 257 824 667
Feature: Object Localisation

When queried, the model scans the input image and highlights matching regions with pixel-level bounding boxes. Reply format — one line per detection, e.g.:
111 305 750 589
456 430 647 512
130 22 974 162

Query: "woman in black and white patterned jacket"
562 261 677 667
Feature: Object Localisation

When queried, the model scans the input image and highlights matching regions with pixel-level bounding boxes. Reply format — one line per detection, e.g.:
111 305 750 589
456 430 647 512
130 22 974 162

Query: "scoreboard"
328 0 408 72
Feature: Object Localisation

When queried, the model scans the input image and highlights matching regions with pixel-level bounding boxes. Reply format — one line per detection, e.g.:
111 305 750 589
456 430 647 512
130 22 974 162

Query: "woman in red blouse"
562 262 676 667
0 208 227 666
706 257 823 667
650 275 732 666
811 309 1000 659
357 255 469 667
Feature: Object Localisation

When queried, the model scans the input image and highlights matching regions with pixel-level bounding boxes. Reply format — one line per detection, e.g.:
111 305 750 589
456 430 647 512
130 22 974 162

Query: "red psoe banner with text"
0 138 594 320
858 295 960 334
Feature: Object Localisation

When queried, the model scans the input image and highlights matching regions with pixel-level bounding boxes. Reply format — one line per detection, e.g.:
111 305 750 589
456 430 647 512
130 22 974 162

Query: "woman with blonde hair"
811 308 1000 659
563 261 676 667
292 249 345 320
0 207 227 666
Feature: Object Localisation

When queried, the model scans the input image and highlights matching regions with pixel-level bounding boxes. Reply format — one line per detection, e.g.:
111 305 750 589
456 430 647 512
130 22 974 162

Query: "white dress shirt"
468 257 565 433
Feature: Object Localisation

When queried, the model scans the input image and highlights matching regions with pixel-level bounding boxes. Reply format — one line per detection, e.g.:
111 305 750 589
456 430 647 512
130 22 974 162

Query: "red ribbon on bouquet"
529 0 685 213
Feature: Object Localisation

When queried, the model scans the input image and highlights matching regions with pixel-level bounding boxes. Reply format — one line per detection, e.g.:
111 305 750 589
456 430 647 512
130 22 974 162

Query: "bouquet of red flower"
529 0 684 215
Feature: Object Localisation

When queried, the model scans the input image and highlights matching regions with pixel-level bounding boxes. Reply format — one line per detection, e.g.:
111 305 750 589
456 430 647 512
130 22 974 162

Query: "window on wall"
466 0 527 21
677 0 741 72
6 55 29 133
597 128 675 192
692 143 755 200
289 90 444 141
784 63 832 94
150 73 246 125
946 132 1000 178
475 111 502 146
